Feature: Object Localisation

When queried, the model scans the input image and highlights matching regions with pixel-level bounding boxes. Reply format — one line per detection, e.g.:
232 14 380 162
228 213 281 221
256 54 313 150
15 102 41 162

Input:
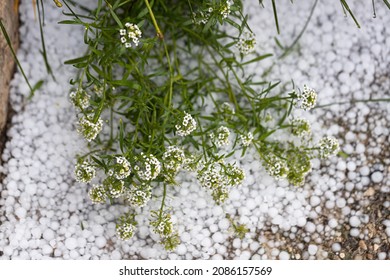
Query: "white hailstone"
42 229 55 241
371 171 383 183
297 217 307 227
310 196 321 207
196 198 207 209
305 222 316 233
378 252 387 260
350 228 360 237
239 251 251 260
336 198 346 208
279 251 290 260
347 161 356 171
272 215 283 225
212 232 225 243
246 198 256 210
92 224 104 236
211 254 224 260
176 244 187 255
65 237 78 250
232 238 241 249
336 161 346 171
359 166 370 176
212 206 224 216
268 207 278 218
355 143 365 154
227 190 240 202
332 243 341 252
349 216 361 227
31 227 42 239
181 232 191 243
42 244 53 255
218 218 230 230
95 236 107 248
328 218 338 228
3 246 14 256
15 207 27 219
308 244 318 255
201 237 212 248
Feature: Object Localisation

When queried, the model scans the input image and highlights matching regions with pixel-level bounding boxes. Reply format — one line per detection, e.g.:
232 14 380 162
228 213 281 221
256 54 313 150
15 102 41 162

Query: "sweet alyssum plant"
61 0 339 250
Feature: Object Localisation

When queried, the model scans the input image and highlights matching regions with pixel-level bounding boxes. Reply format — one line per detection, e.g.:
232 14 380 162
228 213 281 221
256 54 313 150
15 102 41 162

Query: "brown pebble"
373 244 380 251
363 187 375 197
359 240 367 251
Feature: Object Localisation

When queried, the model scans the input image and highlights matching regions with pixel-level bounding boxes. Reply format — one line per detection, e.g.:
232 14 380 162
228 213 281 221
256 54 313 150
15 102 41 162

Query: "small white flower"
136 153 161 181
176 112 197 136
240 132 253 147
236 31 256 55
318 136 339 158
297 85 317 111
290 118 311 137
89 184 107 204
220 0 232 19
74 160 96 183
77 115 103 142
69 89 90 110
120 23 142 48
211 126 230 147
110 156 131 180
264 155 289 180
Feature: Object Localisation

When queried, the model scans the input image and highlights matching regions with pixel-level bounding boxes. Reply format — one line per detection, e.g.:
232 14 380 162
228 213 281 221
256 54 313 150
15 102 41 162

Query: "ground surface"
0 0 389 260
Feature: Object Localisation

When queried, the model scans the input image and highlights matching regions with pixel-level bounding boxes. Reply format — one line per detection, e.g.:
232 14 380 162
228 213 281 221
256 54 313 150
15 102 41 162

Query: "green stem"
159 183 167 218
144 0 163 39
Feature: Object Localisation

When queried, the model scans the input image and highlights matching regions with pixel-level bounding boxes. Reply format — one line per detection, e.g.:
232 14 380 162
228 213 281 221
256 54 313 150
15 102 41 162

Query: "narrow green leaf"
0 19 34 96
241 54 273 66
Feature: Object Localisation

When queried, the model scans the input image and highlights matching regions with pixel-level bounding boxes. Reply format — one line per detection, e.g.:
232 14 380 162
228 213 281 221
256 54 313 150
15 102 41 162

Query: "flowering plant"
61 0 339 250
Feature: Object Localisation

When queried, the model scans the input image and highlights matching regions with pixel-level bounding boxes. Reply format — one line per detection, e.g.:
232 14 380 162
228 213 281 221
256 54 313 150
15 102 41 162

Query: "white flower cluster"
151 212 174 238
182 154 199 171
135 153 161 181
197 160 244 204
236 31 256 55
103 176 125 198
176 112 197 136
120 22 142 48
240 132 254 147
210 126 230 147
219 0 232 19
69 89 90 110
192 1 232 25
116 213 137 240
192 8 213 25
75 160 96 183
108 156 131 180
77 115 103 142
264 155 289 180
126 183 152 208
297 85 317 110
290 117 311 137
88 184 107 204
162 146 185 176
225 163 245 186
318 136 339 158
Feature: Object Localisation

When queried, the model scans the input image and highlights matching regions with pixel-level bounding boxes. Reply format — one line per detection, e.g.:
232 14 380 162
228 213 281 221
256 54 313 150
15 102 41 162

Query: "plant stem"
144 0 163 39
